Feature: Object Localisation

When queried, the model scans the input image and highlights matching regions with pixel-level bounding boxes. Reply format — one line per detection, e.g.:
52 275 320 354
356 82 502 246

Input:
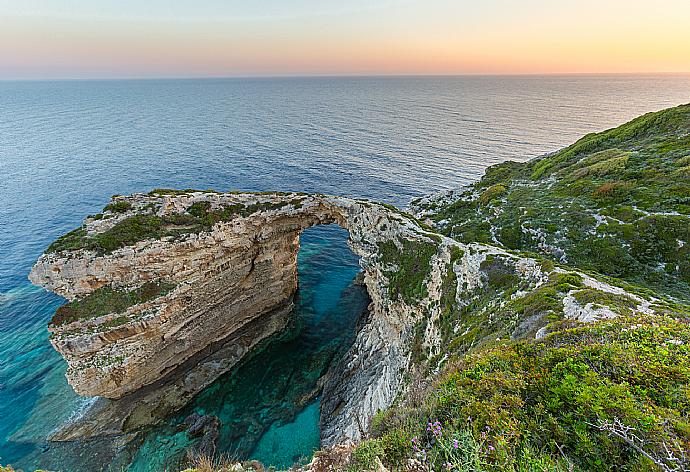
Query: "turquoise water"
1 76 689 470
126 225 366 471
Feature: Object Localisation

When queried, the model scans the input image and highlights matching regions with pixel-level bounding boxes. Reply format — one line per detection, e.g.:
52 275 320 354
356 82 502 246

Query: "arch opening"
28 191 421 471
126 224 370 471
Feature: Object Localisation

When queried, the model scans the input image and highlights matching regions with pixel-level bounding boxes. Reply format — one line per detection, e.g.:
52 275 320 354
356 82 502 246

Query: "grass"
377 238 439 304
417 103 690 301
46 196 306 255
352 315 690 471
51 281 176 326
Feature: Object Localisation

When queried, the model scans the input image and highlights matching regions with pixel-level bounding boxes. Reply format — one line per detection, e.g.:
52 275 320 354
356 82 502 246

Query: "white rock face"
30 190 653 447
562 294 619 323
29 191 448 444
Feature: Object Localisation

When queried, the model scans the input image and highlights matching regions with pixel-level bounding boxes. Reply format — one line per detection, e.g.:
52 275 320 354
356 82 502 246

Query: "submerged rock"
184 413 221 458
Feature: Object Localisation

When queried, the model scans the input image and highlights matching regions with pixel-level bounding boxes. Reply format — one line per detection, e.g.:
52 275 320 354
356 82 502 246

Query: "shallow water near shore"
1 75 689 470
127 225 366 471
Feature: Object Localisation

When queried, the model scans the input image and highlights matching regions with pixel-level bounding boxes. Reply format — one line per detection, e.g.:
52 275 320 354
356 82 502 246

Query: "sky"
1 0 690 79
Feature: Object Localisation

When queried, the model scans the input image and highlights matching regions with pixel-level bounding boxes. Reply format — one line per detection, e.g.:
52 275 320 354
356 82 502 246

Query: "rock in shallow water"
184 413 221 458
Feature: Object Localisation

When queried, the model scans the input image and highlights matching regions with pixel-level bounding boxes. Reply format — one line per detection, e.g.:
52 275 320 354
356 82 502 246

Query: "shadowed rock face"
29 191 443 444
48 299 293 442
31 191 647 450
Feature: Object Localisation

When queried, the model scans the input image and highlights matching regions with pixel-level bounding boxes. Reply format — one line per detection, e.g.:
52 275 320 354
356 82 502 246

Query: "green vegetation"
46 226 90 253
47 215 167 254
352 315 690 471
478 184 508 206
103 200 132 213
378 238 439 304
350 106 690 472
46 196 305 255
416 103 690 300
147 188 221 196
51 281 176 326
571 288 638 315
36 105 690 471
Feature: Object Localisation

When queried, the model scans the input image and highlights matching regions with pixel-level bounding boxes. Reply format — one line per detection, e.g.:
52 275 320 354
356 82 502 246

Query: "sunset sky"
2 0 690 79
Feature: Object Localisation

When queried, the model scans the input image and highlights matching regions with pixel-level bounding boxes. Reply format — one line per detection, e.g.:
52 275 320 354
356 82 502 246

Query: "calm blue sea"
1 75 689 471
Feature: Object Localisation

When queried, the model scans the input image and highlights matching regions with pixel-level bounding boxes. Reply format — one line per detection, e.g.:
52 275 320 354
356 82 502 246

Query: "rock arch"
30 191 445 444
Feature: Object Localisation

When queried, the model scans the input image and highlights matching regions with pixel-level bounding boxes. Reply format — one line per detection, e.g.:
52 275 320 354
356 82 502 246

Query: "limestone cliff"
30 190 658 451
30 191 444 444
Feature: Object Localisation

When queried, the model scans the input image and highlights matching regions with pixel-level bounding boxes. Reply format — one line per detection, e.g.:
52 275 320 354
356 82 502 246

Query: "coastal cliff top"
21 104 690 472
412 103 690 301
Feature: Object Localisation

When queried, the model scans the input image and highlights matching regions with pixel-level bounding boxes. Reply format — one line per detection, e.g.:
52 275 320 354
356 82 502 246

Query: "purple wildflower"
426 420 442 437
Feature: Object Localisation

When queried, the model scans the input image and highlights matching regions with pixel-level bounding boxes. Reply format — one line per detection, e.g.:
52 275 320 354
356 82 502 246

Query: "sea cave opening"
128 223 370 471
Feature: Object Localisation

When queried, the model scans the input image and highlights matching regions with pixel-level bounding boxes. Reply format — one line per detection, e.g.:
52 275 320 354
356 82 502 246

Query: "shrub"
592 181 631 203
46 226 88 253
91 214 164 252
351 439 384 469
103 200 132 213
147 188 218 196
378 429 412 468
46 199 295 255
423 316 690 470
51 281 175 326
378 238 438 304
480 256 519 290
479 184 508 206
498 224 524 249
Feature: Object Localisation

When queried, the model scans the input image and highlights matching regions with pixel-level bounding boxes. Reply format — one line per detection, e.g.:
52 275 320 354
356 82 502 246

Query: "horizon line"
2 71 690 82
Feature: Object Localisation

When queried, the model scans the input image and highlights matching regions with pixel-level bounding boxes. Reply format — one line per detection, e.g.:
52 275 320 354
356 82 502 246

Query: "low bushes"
51 281 175 326
353 316 690 471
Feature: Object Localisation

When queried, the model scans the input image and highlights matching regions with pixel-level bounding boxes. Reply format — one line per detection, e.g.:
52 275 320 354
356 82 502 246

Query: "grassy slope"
14 106 690 472
414 104 690 302
349 105 690 472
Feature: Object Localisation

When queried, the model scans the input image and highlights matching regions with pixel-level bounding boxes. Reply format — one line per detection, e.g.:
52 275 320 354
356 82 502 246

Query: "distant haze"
2 0 690 79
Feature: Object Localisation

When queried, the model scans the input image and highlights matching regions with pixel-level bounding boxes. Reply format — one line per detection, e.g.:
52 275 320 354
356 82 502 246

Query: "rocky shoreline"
20 104 690 472
29 189 658 465
29 191 448 450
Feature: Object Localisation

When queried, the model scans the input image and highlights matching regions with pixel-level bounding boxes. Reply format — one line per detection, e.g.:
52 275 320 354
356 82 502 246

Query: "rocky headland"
25 104 690 471
29 191 452 446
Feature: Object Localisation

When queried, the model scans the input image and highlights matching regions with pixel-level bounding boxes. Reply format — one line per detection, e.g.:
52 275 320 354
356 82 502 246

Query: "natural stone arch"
33 189 627 448
30 191 448 444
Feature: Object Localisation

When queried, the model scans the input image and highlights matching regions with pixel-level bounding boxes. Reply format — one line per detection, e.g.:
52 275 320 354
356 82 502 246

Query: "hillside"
412 104 690 301
329 106 690 472
7 105 690 472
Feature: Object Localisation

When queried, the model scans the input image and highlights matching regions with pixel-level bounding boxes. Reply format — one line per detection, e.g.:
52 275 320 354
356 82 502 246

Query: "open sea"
1 75 689 471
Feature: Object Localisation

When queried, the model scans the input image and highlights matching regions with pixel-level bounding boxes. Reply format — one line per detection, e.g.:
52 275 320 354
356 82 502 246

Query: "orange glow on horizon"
2 1 690 79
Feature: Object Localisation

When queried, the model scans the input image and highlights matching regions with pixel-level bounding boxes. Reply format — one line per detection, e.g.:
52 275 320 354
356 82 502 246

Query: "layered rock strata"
49 300 292 441
30 191 440 443
31 190 653 448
